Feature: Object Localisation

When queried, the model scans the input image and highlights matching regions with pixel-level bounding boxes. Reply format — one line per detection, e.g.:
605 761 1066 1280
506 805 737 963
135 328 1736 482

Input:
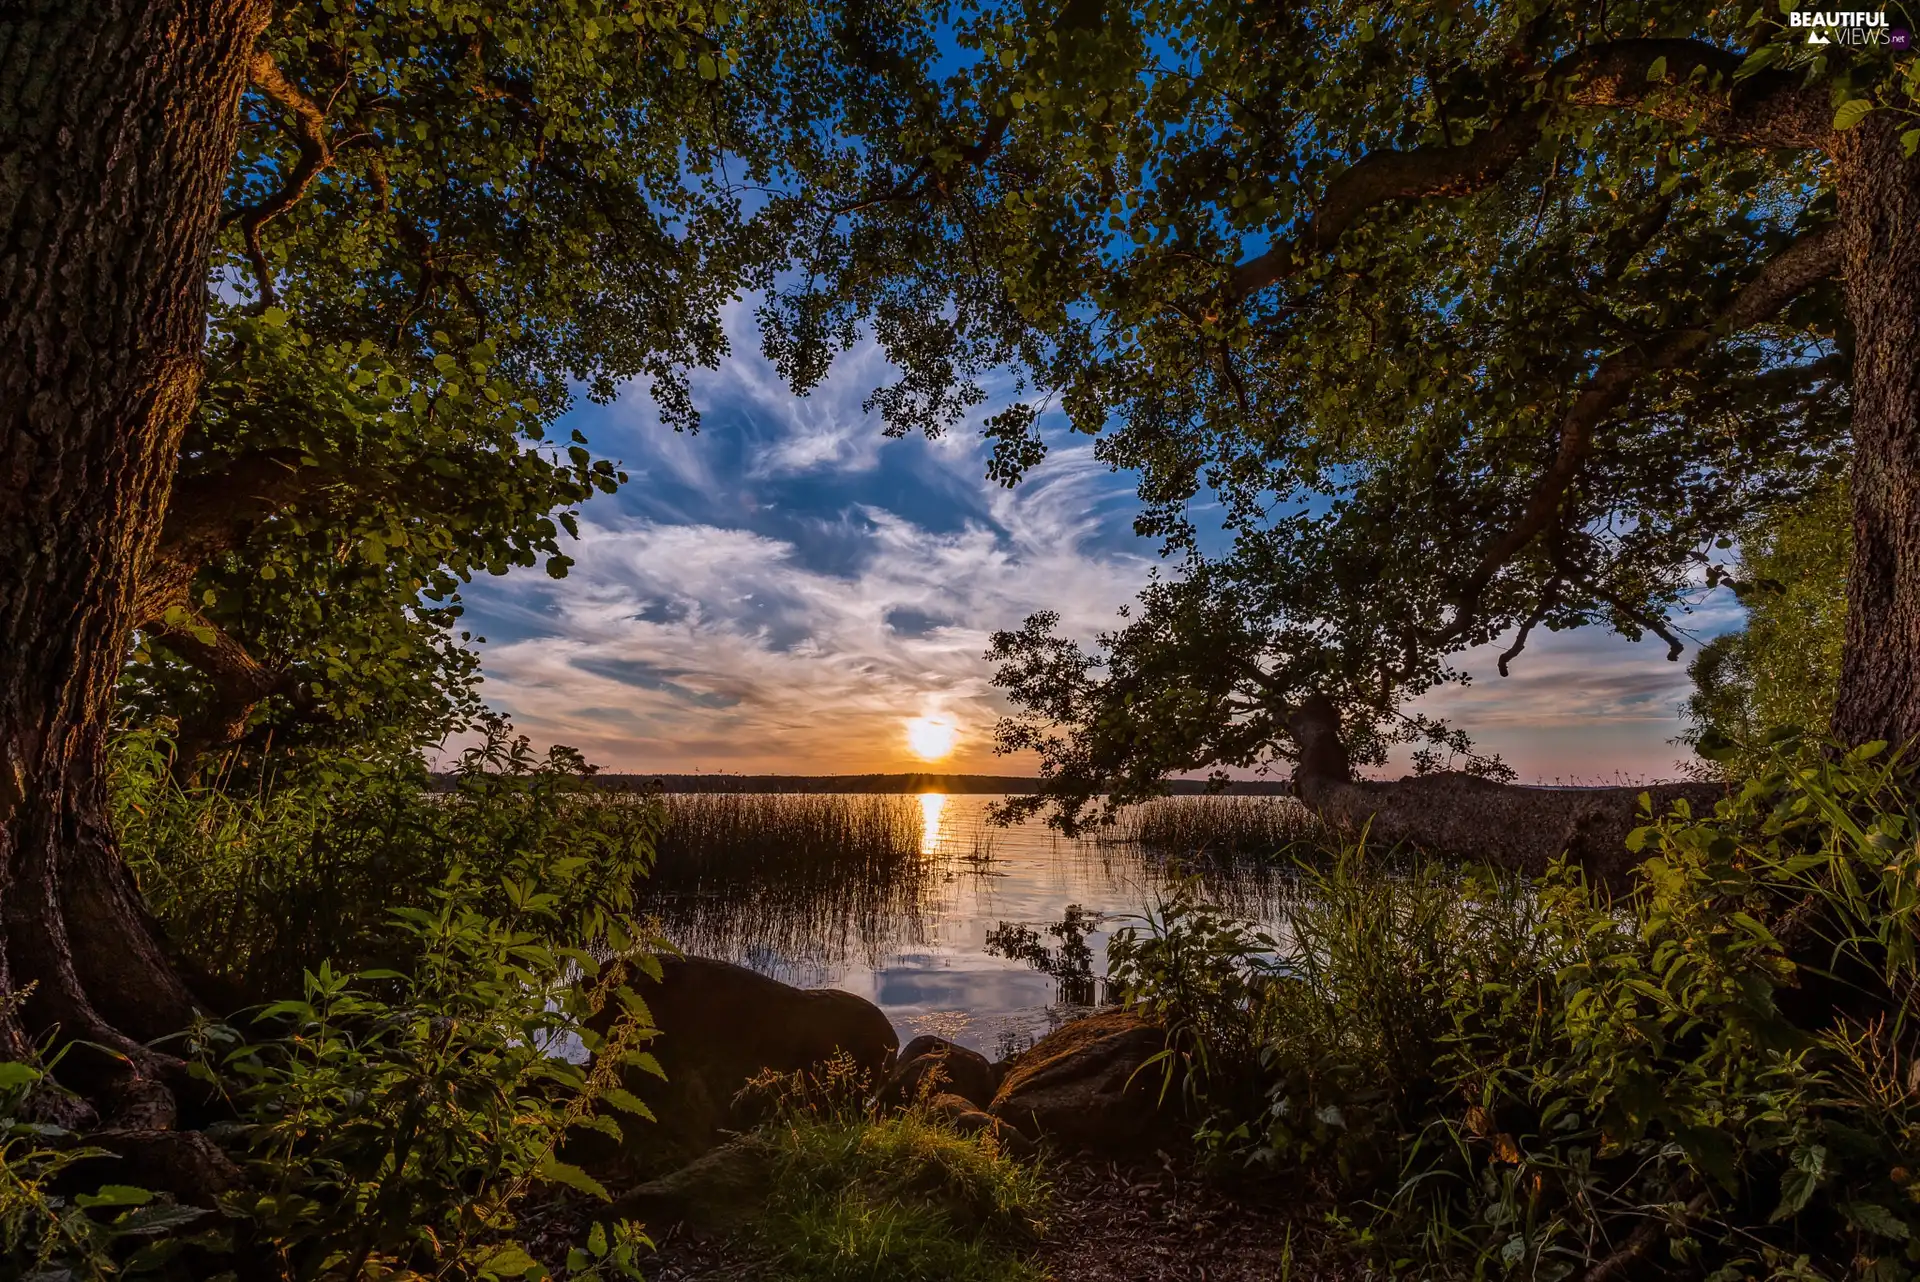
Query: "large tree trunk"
0 0 267 1110
1831 119 1920 750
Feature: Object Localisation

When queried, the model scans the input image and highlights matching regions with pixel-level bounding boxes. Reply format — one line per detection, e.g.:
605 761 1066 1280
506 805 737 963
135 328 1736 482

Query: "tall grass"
759 1114 1048 1282
732 1054 1049 1282
640 793 937 970
1103 795 1318 857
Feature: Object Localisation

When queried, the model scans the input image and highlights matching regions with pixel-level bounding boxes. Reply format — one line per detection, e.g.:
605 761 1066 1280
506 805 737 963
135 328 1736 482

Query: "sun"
904 716 959 762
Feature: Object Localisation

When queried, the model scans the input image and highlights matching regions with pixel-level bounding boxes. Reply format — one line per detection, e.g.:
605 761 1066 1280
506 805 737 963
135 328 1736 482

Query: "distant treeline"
427 771 1295 796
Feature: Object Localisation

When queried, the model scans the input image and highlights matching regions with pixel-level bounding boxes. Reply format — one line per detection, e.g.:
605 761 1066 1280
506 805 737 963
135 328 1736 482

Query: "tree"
0 0 905 1116
1683 478 1850 776
773 2 1917 846
122 0 809 772
1 0 273 1115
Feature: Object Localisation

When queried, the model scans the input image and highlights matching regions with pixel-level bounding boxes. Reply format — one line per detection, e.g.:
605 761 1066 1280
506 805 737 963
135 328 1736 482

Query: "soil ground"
614 1151 1349 1282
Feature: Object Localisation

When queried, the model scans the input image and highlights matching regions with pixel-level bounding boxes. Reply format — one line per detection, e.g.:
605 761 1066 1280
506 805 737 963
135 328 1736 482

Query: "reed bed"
1103 795 1319 858
641 793 939 970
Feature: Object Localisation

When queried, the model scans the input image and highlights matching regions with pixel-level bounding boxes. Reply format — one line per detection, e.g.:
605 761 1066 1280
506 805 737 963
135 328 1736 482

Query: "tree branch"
143 606 286 770
1229 106 1546 299
134 451 321 626
1226 39 1824 302
229 51 337 310
1442 222 1841 643
1497 579 1561 676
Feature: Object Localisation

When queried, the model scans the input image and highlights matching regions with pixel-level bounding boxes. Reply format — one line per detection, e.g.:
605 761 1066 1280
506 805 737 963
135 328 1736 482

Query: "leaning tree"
0 0 919 1119
775 1 1918 870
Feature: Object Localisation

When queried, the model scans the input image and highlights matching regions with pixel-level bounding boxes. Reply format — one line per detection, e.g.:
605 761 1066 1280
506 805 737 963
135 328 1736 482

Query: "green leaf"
77 1184 153 1210
1903 128 1920 158
0 1062 40 1090
571 1113 623 1141
115 1203 213 1234
601 1086 656 1119
1833 98 1875 131
1676 1124 1740 1192
1843 1201 1912 1240
538 1157 611 1202
480 1243 543 1277
1646 56 1668 81
1772 1145 1826 1221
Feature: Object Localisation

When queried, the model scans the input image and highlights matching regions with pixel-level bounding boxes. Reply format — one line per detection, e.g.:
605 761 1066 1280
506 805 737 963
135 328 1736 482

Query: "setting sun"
904 716 958 761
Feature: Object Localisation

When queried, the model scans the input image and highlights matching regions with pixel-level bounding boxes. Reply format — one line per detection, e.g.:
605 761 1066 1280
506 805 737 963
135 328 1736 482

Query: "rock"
609 1136 775 1233
989 1010 1170 1152
583 955 898 1173
877 1036 998 1111
925 1092 1036 1158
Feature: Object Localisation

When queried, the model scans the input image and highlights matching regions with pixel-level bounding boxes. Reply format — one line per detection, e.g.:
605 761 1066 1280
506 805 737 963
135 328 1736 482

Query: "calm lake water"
637 793 1299 1059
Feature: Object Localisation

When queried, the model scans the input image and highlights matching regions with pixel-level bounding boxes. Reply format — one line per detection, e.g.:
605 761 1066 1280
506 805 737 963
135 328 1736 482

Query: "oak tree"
781 1 1917 859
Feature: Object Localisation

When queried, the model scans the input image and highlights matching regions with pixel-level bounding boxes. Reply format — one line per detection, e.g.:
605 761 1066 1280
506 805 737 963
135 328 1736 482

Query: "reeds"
641 793 938 970
1102 795 1319 857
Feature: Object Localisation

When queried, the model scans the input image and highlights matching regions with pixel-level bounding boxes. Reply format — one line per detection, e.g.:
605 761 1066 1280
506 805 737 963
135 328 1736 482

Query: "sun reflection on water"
918 792 947 857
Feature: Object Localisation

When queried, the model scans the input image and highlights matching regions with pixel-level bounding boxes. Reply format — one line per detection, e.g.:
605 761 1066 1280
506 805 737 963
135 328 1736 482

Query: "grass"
754 1112 1049 1282
1112 741 1920 1278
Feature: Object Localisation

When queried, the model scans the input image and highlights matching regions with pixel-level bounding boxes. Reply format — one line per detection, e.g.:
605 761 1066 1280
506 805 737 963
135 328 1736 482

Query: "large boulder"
989 1010 1170 1152
876 1035 998 1111
610 1135 776 1233
584 955 897 1172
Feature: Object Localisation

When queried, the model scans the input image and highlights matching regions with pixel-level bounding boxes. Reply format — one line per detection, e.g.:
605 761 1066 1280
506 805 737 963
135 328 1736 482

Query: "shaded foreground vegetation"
15 725 1920 1281
1106 740 1920 1280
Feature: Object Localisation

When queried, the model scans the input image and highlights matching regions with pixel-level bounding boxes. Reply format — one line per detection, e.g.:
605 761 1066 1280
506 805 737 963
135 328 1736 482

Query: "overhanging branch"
1443 221 1842 643
143 605 286 769
1225 39 1824 303
228 52 336 310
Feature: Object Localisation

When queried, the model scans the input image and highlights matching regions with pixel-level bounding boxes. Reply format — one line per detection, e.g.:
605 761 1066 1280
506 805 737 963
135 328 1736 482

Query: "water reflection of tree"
985 905 1107 1007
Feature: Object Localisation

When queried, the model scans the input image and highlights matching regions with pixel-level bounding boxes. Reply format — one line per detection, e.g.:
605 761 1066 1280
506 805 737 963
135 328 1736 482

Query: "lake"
635 792 1306 1058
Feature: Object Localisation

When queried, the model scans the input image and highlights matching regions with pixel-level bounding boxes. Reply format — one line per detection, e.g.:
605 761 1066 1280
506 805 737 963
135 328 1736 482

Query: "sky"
454 299 1744 784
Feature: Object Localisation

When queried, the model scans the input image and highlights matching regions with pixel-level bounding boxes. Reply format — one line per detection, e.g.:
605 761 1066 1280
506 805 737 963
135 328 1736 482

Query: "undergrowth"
1113 739 1920 1280
5 720 668 1281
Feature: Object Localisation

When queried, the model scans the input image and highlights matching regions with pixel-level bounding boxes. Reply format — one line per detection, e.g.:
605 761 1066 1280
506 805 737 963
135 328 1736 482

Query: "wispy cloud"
456 301 1740 780
471 451 1149 773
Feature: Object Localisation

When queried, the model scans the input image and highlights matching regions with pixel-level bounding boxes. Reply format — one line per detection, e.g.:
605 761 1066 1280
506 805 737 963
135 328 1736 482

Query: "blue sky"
455 298 1743 782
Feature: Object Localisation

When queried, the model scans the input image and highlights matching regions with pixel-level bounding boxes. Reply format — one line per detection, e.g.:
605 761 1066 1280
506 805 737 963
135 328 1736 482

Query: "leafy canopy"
769 0 1912 818
127 0 926 764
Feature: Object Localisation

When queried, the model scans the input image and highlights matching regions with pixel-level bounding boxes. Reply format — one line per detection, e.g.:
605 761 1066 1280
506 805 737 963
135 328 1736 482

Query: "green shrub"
6 720 671 1281
1117 742 1920 1279
1 1054 225 1279
114 718 663 1002
200 881 664 1280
